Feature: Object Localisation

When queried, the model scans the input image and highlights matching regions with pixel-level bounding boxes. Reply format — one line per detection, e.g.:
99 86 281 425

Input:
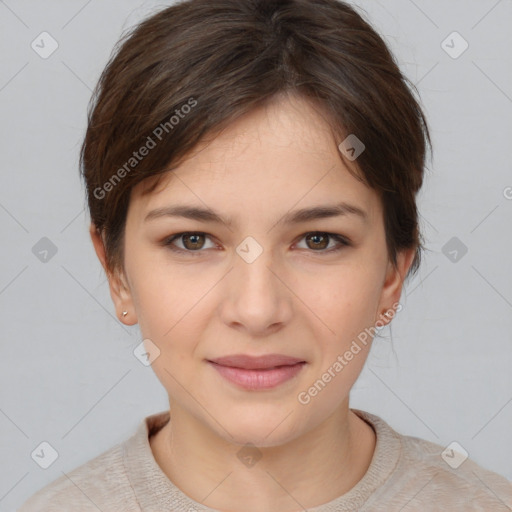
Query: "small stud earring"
122 311 128 318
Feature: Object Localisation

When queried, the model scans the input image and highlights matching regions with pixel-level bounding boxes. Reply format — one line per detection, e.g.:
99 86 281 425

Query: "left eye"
162 231 350 255
294 232 350 253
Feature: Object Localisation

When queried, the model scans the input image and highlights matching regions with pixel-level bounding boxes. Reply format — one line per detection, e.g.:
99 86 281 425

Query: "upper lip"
207 354 305 370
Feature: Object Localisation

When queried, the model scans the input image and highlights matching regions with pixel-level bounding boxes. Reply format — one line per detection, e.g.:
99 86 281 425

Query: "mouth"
207 354 306 390
207 353 306 370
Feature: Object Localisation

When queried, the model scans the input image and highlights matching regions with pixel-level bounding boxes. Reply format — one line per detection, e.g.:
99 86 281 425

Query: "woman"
19 0 512 510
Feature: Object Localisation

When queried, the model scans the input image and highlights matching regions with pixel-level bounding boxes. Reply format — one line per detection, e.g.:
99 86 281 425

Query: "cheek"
125 256 179 340
132 273 200 390
125 242 186 325
304 283 377 409
128 264 212 367
300 267 381 336
136 286 187 343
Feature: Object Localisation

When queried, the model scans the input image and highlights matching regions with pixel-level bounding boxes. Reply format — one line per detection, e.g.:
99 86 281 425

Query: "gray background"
1 0 511 509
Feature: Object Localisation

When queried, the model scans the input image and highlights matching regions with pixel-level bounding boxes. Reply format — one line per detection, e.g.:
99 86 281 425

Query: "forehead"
129 94 380 224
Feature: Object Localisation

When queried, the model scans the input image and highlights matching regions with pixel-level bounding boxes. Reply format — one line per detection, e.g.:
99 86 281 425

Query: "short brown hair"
80 0 431 279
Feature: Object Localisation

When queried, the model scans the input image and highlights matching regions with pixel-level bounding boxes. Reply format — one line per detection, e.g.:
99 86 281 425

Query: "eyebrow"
144 201 368 226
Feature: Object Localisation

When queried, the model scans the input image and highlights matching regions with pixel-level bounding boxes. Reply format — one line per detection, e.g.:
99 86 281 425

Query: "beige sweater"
18 408 512 511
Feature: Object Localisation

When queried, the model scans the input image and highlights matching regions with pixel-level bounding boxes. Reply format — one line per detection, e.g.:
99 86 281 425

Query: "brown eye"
295 232 351 254
164 232 216 255
305 233 329 250
181 233 206 250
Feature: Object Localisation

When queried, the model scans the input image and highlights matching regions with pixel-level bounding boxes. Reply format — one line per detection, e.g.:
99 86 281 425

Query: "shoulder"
356 410 512 511
404 434 510 494
17 441 138 512
389 432 512 509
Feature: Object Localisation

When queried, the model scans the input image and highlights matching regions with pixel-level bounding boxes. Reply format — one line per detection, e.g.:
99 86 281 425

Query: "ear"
374 247 415 326
89 223 137 325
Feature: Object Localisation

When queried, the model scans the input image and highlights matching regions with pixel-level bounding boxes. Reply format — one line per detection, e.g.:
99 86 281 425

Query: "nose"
219 242 293 337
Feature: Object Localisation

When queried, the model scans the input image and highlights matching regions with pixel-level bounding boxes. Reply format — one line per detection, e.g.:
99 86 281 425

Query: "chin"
212 408 303 448
227 428 294 448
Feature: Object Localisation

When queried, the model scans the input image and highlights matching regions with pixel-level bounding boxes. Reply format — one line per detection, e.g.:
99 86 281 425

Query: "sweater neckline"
123 408 402 511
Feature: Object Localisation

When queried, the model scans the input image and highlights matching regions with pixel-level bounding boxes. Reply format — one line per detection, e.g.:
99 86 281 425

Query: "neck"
150 397 376 512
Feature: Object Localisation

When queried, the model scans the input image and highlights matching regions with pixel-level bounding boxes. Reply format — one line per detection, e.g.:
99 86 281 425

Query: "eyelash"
162 231 351 256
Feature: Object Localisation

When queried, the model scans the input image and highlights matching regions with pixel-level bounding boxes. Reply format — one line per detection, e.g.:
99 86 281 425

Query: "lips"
207 354 305 370
207 354 306 391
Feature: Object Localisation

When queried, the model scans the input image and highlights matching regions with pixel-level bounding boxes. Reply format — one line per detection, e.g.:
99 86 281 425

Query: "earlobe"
89 223 137 325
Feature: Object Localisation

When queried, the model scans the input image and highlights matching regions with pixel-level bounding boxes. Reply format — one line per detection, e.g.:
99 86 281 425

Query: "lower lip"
208 361 306 390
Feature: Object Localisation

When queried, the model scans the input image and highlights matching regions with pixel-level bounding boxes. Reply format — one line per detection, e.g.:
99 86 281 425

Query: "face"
96 93 412 447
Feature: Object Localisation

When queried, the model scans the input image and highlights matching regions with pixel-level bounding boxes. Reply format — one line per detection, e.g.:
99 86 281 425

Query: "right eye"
163 232 217 255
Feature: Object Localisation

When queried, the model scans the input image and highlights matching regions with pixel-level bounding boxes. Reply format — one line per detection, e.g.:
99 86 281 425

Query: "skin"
91 92 414 512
